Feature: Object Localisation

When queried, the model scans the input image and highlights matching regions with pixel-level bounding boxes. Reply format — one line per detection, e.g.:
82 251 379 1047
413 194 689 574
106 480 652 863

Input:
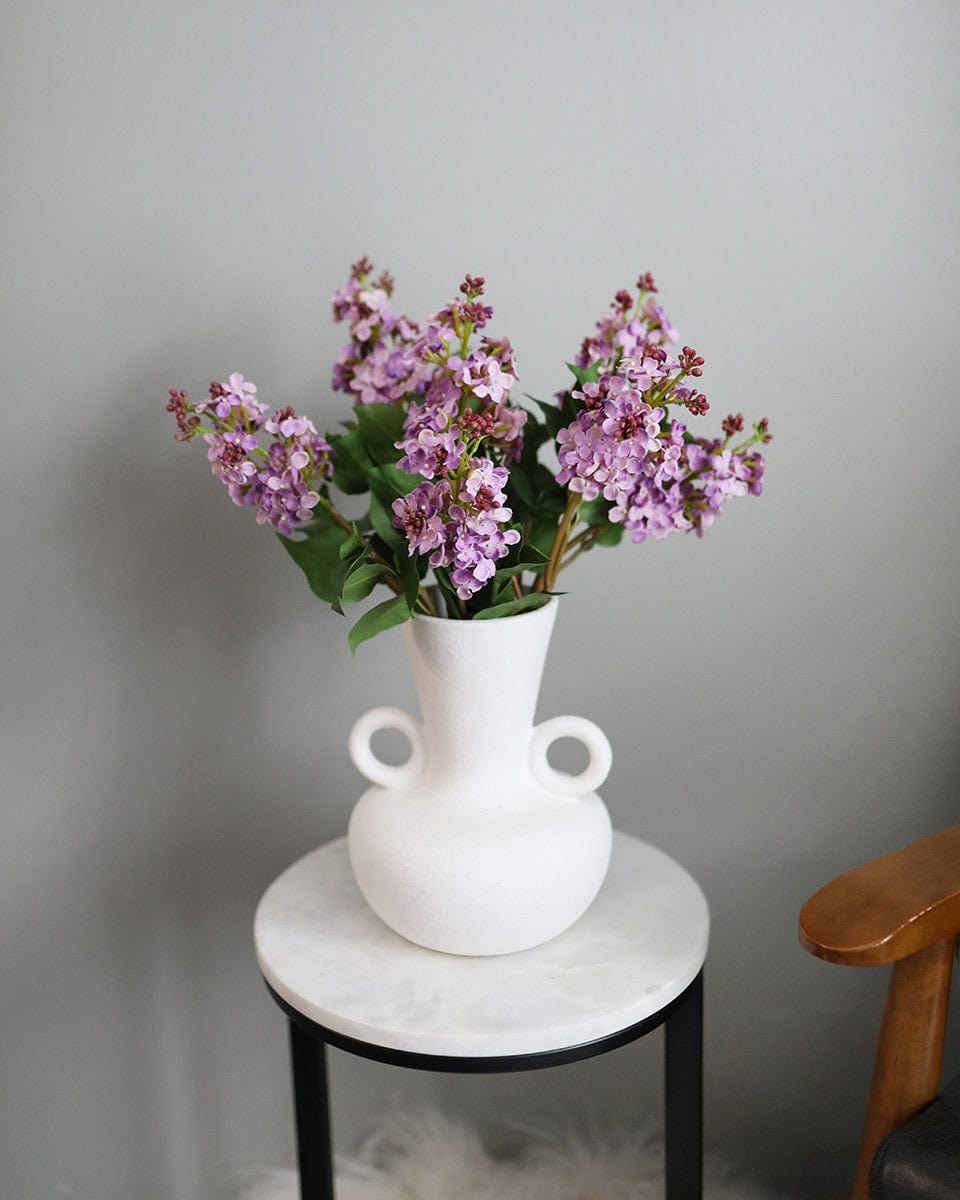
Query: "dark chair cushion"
870 1073 960 1199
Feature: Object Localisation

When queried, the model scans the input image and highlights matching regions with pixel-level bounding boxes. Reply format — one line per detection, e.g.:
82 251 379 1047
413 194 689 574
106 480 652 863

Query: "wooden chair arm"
799 824 960 967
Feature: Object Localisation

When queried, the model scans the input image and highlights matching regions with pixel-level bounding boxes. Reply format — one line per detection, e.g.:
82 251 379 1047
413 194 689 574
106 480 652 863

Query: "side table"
254 831 709 1200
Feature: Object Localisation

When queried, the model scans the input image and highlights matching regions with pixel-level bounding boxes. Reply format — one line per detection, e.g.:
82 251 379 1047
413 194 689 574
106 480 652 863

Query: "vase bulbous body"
346 599 613 956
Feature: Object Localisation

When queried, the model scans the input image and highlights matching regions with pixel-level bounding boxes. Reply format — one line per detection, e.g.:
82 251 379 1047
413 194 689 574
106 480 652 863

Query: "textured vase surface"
346 599 613 956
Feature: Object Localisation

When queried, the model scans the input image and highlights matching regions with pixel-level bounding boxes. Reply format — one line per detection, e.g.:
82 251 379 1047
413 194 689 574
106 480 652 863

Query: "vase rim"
412 595 558 626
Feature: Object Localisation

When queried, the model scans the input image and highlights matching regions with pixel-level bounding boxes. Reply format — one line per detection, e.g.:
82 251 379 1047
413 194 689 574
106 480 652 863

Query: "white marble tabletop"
254 831 709 1058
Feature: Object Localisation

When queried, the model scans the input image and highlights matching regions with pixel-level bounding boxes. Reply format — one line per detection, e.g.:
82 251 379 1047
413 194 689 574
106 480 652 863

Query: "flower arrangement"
167 259 770 650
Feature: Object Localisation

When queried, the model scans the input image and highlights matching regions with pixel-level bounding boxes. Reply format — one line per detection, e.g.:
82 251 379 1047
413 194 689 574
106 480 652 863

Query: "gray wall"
3 2 959 1197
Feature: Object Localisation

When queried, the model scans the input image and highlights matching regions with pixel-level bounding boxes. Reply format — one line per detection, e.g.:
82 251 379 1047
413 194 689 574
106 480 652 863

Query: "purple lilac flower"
680 443 765 535
608 422 691 542
556 376 665 505
247 469 321 535
612 475 693 542
460 399 526 462
461 352 516 405
204 430 259 486
196 374 269 424
641 296 679 344
397 395 465 478
221 371 259 406
344 342 433 406
265 409 312 439
331 280 397 344
576 282 679 370
618 352 672 392
330 261 426 405
444 463 521 598
399 422 466 478
392 457 520 600
396 350 526 476
611 433 766 543
479 335 517 372
189 380 333 536
455 460 513 528
448 524 519 597
391 480 451 557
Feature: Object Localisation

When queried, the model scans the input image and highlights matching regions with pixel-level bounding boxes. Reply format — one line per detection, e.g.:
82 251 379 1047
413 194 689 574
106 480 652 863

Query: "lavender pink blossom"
168 262 770 630
392 457 520 599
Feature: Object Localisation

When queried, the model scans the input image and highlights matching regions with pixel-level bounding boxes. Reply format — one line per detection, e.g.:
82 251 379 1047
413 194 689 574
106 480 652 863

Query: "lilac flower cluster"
557 370 692 540
607 425 764 542
576 275 679 371
167 374 332 536
556 277 769 546
331 257 431 406
334 270 528 599
558 360 767 542
391 460 521 599
397 347 525 476
167 261 770 636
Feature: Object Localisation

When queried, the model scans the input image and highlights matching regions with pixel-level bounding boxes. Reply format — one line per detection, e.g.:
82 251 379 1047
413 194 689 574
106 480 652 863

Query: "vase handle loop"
529 715 612 800
348 706 425 789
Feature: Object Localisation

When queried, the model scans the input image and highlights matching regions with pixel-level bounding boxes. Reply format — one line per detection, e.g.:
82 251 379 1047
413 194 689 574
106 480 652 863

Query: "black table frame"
263 968 703 1200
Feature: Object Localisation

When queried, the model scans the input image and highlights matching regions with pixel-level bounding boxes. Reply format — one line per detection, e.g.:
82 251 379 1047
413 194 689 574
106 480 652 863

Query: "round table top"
254 831 709 1059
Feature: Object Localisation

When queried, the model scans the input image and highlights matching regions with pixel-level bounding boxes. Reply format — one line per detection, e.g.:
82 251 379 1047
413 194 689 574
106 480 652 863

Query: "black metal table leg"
664 970 703 1200
288 1020 335 1200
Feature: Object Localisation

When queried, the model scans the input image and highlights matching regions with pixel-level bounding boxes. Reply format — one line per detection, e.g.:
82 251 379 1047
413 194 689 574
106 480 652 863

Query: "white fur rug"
235 1106 792 1199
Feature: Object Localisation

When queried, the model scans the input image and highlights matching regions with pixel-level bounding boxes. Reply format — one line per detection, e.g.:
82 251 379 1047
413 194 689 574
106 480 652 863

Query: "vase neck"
403 602 558 779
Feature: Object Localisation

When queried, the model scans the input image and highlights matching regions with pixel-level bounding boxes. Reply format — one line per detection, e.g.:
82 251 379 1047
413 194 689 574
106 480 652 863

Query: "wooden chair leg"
852 936 956 1200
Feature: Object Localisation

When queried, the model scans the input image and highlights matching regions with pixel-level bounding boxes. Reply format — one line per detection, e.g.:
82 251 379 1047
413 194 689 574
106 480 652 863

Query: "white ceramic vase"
346 599 613 956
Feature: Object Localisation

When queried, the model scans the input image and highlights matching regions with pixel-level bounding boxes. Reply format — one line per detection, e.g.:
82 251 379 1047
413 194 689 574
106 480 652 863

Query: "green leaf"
472 592 553 621
526 394 559 419
368 462 423 501
597 523 625 547
365 463 423 549
528 396 566 441
492 557 548 585
431 567 462 617
567 361 602 389
354 404 406 465
528 516 561 560
367 488 405 549
506 462 536 511
579 497 612 527
338 523 366 560
277 522 351 604
398 546 426 608
530 388 581 440
340 562 391 604
329 429 375 495
517 397 551 450
348 593 413 653
485 540 550 603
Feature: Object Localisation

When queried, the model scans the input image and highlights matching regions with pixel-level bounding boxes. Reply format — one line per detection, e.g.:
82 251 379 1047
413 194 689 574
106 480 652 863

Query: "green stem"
538 492 581 593
651 368 687 407
558 526 604 574
564 525 598 552
730 430 764 456
415 591 438 617
315 493 354 535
